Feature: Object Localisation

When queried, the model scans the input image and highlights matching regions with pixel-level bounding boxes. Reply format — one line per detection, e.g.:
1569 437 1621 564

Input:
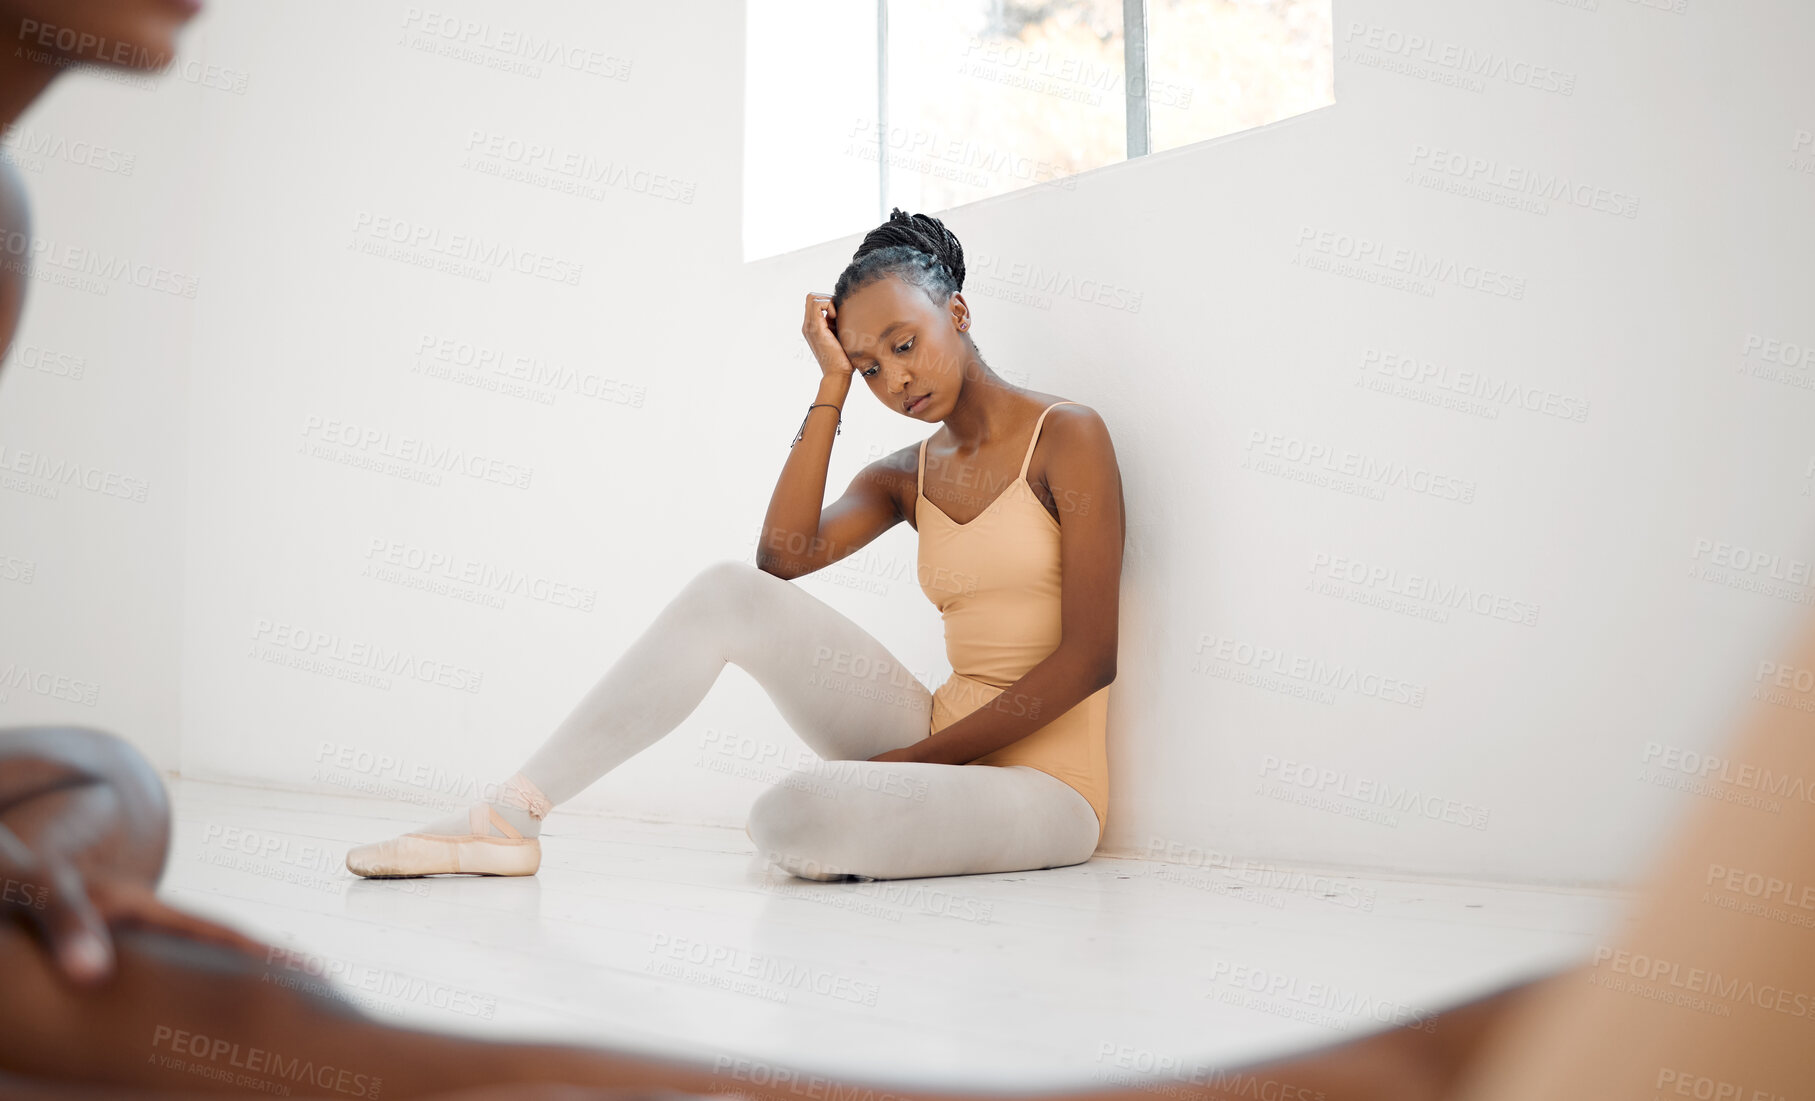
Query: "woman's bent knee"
671 558 778 617
691 557 768 590
0 725 169 818
745 785 855 880
745 783 814 853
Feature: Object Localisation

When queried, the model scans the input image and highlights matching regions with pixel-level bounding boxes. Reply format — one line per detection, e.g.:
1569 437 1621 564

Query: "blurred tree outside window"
745 0 1332 261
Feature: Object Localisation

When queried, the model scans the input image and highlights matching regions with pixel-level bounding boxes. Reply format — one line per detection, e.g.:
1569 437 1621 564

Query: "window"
744 0 1333 262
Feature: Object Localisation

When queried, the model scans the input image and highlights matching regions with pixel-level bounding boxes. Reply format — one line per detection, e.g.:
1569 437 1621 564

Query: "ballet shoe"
345 804 540 878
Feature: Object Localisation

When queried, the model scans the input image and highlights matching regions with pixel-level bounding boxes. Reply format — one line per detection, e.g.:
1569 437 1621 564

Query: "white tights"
468 558 1101 882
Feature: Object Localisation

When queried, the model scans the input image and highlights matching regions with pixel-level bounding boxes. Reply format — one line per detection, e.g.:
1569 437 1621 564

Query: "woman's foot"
345 803 540 878
345 773 552 878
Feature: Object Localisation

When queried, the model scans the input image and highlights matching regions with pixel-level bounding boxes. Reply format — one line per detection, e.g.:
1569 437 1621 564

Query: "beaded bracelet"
791 402 842 448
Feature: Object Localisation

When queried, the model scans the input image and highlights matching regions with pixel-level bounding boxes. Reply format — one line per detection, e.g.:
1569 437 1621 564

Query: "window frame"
869 0 1153 219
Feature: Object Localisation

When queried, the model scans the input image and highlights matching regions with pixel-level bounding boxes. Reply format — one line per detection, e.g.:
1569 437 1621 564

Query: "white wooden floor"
161 778 1630 1093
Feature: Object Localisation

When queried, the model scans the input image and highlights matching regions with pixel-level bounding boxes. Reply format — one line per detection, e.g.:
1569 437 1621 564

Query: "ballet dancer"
346 208 1126 883
5 1 1809 1096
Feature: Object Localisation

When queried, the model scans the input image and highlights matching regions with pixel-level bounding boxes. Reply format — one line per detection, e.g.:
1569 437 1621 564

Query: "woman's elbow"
1090 655 1117 688
752 551 798 581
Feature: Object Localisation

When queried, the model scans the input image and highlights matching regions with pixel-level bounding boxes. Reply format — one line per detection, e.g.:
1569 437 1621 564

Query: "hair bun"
833 208 968 310
860 207 965 293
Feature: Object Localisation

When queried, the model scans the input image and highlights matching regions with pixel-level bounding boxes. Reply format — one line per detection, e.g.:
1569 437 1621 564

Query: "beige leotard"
916 400 1110 842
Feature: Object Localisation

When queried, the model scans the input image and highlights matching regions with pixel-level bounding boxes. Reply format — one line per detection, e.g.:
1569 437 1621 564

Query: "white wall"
7 0 1814 887
0 51 211 769
173 0 766 835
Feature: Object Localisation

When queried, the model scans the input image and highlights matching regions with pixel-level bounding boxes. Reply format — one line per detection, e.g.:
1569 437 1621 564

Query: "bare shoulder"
1039 399 1116 455
1032 399 1118 494
1029 400 1120 532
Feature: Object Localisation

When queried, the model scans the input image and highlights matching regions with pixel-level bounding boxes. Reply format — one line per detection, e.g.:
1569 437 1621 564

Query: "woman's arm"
760 442 921 583
893 649 1111 765
755 293 880 579
757 373 854 576
1042 403 1125 681
1448 603 1815 1099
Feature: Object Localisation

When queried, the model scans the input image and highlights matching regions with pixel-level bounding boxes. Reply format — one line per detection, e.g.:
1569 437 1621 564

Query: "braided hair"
830 207 966 315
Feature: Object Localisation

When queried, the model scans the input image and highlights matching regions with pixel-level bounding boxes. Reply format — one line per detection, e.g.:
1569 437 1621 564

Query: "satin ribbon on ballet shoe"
344 804 541 878
498 772 552 820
